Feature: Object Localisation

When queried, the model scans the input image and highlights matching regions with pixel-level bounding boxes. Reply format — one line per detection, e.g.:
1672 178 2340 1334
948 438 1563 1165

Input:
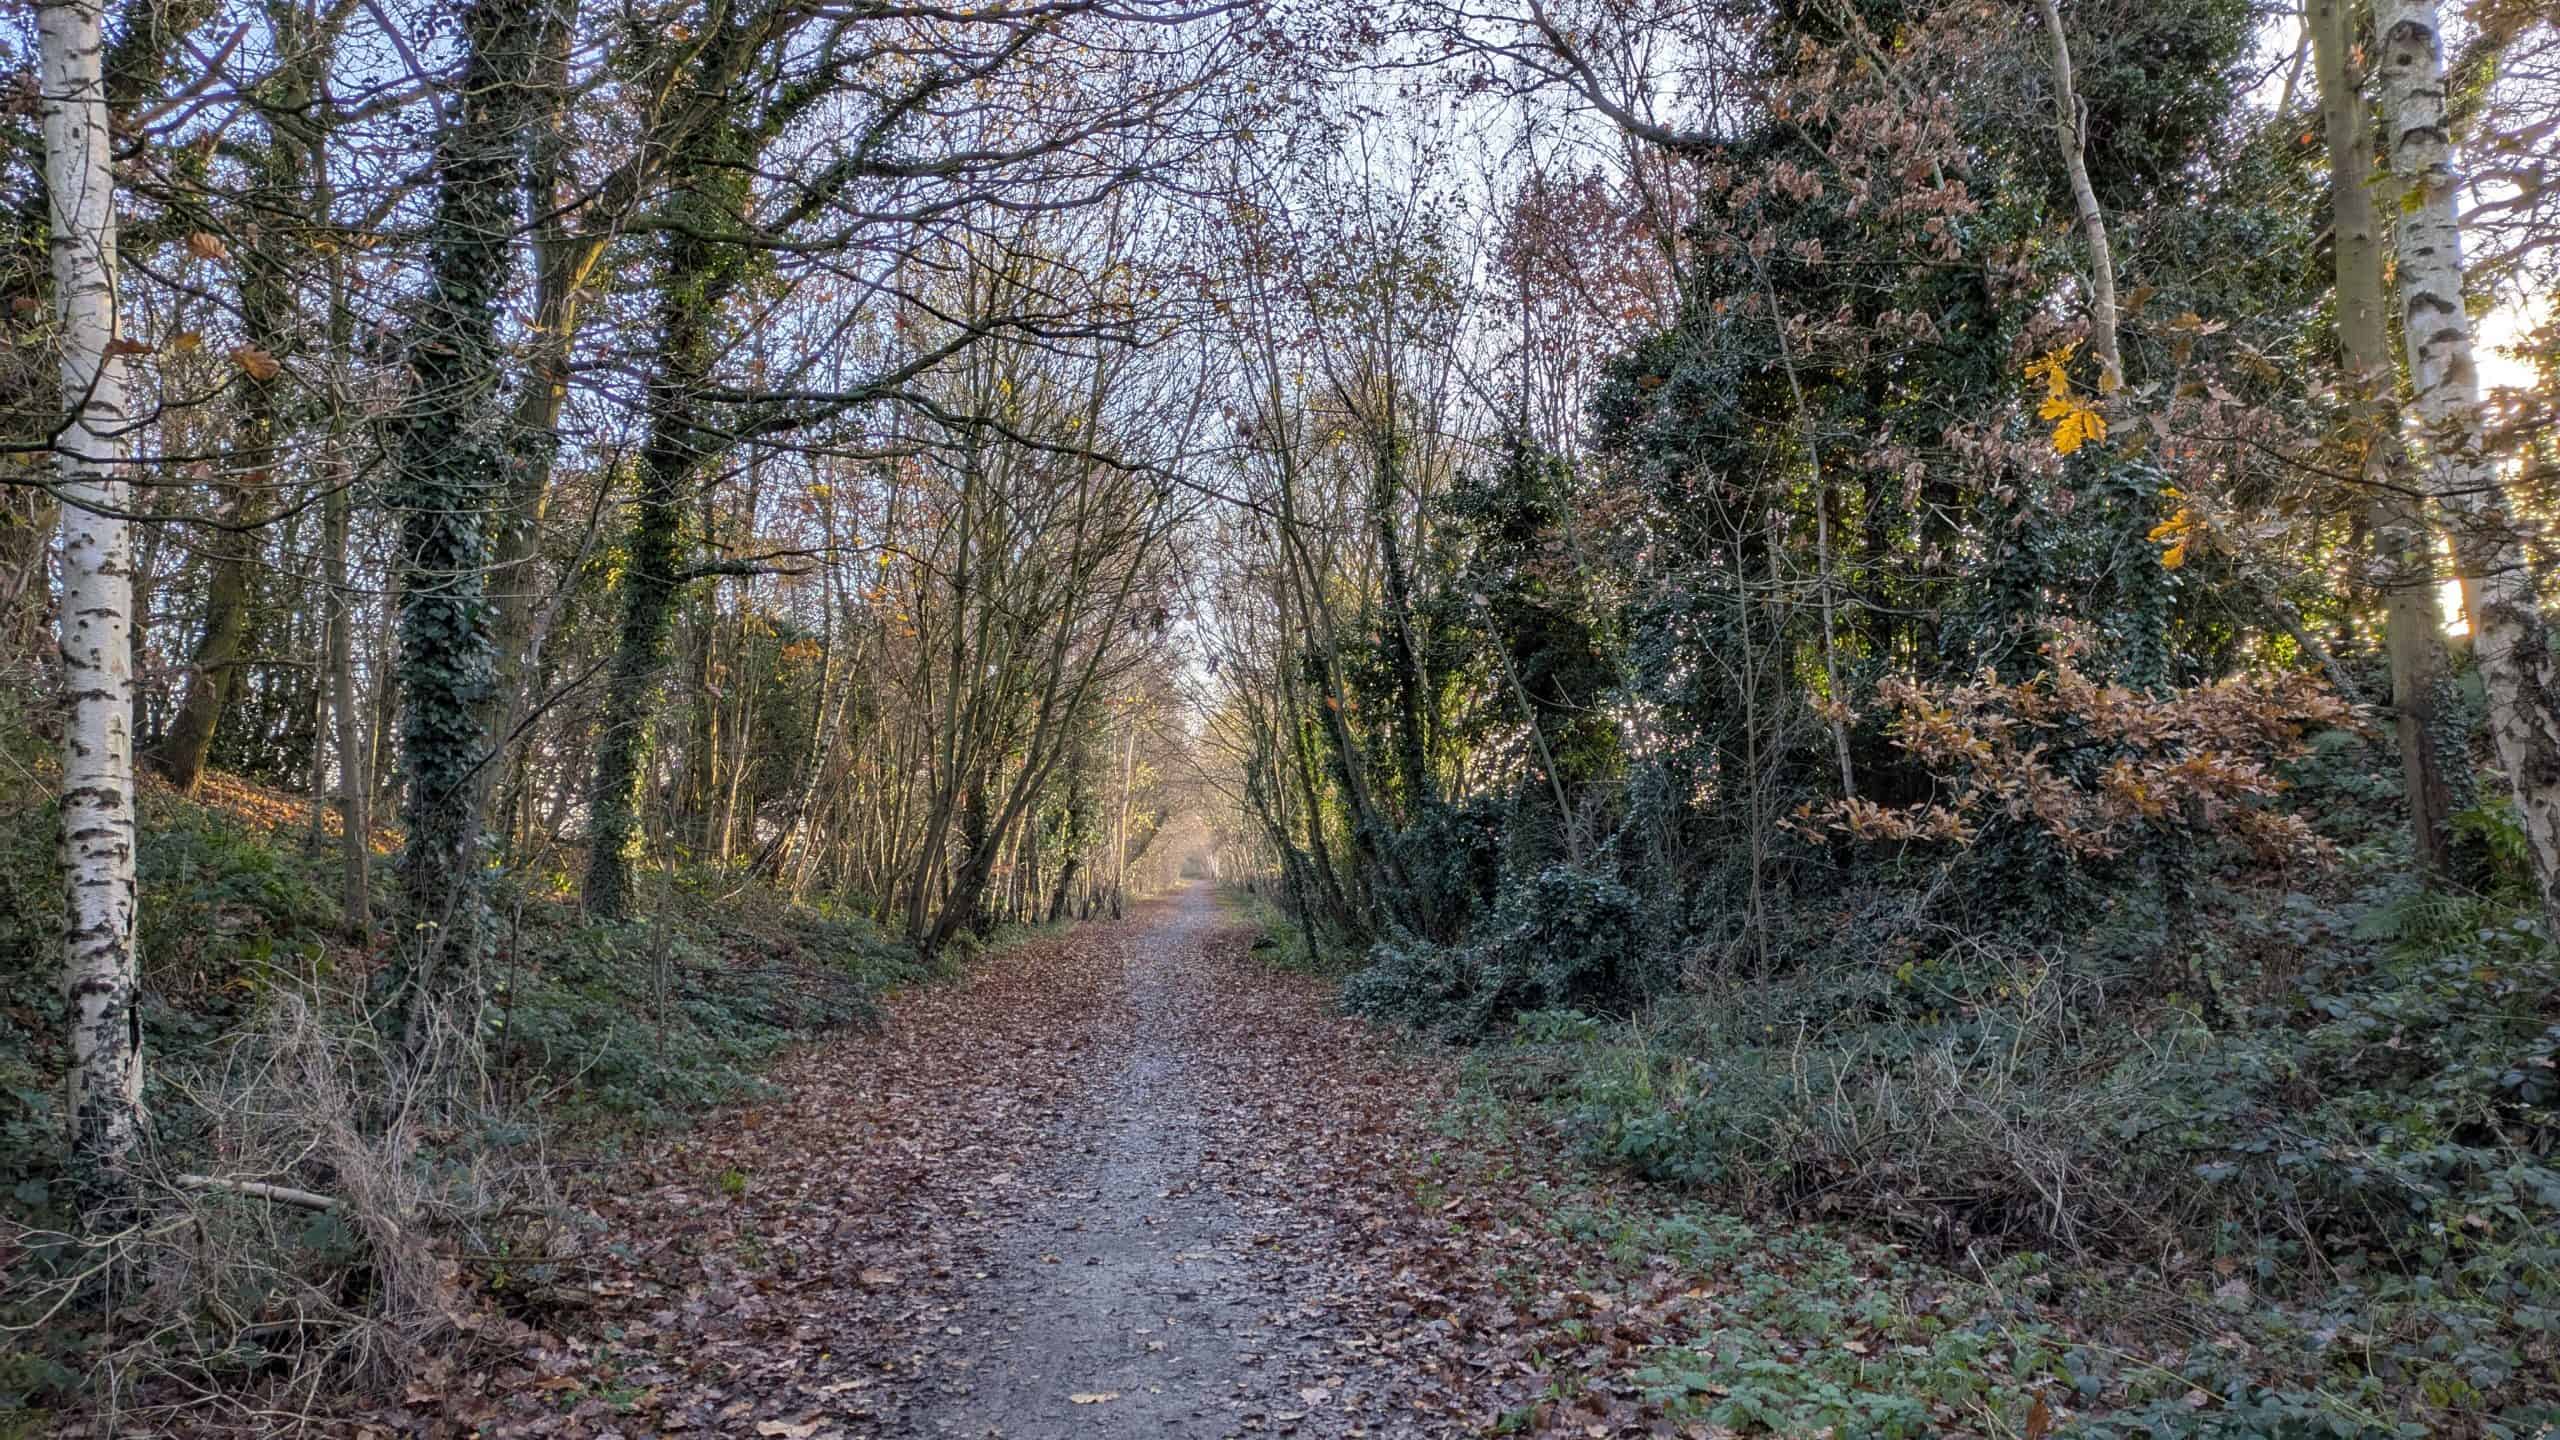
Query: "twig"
175 1174 340 1211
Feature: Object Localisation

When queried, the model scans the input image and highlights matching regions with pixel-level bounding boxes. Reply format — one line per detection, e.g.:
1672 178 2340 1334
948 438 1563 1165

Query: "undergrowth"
0 762 935 1430
1312 717 2560 1440
1220 884 1340 973
1419 849 2560 1439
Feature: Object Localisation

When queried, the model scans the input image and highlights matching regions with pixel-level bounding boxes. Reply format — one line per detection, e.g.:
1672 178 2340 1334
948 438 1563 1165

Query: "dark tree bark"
1047 744 1090 923
150 230 289 793
582 155 746 918
382 0 548 1053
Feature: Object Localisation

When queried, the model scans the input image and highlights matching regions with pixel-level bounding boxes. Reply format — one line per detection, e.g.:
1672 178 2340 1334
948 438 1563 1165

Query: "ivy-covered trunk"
2374 0 2560 935
953 775 997 939
581 201 741 918
579 418 694 919
1371 445 1433 818
1047 744 1089 923
42 0 142 1217
384 0 545 1051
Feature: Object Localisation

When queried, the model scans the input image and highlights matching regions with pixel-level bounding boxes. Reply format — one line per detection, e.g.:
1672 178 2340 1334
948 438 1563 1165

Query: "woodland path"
880 886 1393 1436
447 885 1677 1439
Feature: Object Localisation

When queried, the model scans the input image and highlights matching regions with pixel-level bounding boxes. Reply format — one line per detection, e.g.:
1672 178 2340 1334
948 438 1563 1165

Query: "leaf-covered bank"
0 758 933 1431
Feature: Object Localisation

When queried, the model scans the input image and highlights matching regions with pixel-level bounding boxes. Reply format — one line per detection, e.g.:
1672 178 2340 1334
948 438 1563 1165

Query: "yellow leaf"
2161 541 2188 569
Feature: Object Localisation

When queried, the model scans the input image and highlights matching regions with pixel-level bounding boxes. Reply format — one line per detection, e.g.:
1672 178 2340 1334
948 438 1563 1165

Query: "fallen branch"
175 1174 340 1212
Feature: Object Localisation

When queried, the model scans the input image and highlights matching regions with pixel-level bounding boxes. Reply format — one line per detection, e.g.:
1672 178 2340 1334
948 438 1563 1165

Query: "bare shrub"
8 980 560 1432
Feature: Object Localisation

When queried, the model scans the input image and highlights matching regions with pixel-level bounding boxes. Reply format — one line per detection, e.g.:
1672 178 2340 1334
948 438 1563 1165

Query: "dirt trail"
467 886 1521 1440
901 889 1371 1436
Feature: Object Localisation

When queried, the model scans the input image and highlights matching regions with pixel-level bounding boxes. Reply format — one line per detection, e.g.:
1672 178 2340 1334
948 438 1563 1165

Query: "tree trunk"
2314 0 2461 880
43 0 143 1217
582 187 742 917
582 404 697 920
324 472 370 933
149 472 263 793
2036 0 2122 390
1047 745 1087 923
1371 448 1432 817
1113 721 1136 909
384 0 545 1054
2375 0 2560 934
308 100 373 936
159 154 306 790
475 17 602 835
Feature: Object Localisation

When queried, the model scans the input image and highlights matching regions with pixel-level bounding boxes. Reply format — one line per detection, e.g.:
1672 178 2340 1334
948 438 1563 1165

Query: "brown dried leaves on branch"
1798 625 2356 866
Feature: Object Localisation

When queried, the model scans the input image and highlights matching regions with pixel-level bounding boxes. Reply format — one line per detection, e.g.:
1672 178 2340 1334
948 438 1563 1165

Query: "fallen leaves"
461 896 1820 1437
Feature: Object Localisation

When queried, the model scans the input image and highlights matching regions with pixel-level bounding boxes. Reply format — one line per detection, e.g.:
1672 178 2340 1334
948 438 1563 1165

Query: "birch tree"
2313 0 2462 880
42 0 143 1213
2374 0 2560 934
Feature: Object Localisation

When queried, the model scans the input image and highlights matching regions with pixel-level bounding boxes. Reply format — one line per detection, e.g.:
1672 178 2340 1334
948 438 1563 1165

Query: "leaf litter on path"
417 887 2021 1438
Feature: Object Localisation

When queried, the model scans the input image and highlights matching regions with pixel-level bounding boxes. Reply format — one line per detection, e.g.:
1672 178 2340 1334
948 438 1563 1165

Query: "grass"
1438 1058 2082 1438
1429 947 2560 1438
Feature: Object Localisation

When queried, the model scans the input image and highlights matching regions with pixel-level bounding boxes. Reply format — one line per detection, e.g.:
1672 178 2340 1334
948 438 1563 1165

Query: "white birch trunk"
2375 0 2560 932
41 0 142 1206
